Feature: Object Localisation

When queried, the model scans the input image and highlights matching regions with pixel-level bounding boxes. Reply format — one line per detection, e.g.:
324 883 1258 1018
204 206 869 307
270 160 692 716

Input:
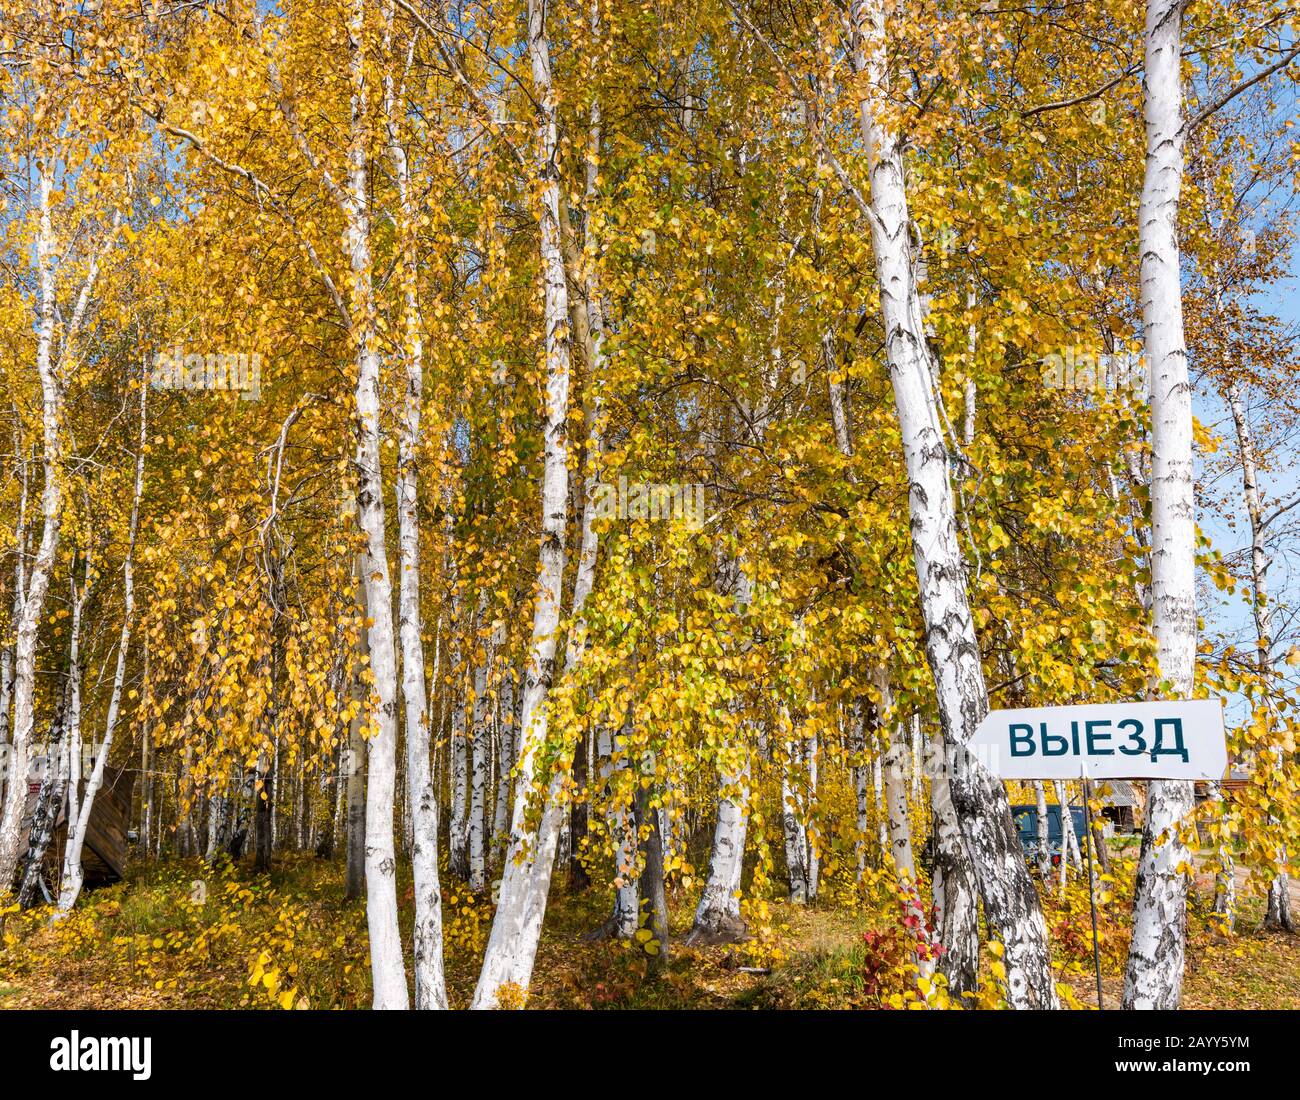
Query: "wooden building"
3 755 134 896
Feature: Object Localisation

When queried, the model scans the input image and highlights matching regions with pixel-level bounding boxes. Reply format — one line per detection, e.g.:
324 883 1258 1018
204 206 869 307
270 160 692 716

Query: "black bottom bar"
3 1008 1289 1086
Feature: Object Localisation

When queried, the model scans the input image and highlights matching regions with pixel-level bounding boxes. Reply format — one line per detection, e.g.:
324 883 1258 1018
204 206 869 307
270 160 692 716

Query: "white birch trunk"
804 730 819 900
344 555 368 902
60 654 79 856
269 737 279 857
58 380 145 913
471 0 574 1007
850 0 1056 1007
468 645 492 893
344 0 407 1008
206 792 222 862
826 328 853 456
1208 781 1236 933
1123 0 1197 1009
872 743 887 854
874 671 936 983
872 669 917 884
491 664 516 862
685 753 750 944
926 724 980 994
599 724 639 937
851 704 870 882
781 734 810 904
1034 781 1051 880
384 15 447 1004
1054 782 1079 896
685 564 753 944
826 325 869 887
557 71 608 898
448 614 469 879
1224 381 1292 931
0 646 11 756
139 706 151 860
910 713 923 801
0 169 61 886
17 629 73 908
883 726 916 885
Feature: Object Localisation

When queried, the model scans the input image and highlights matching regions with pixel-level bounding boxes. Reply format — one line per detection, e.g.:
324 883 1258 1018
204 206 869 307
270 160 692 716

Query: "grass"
1 848 1295 1010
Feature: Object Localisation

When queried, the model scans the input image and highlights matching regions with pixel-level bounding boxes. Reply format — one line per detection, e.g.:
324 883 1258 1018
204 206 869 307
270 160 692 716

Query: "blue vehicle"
1011 804 1087 865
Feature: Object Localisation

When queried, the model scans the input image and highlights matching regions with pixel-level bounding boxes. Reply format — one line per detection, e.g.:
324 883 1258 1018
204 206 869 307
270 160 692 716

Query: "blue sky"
1198 242 1299 724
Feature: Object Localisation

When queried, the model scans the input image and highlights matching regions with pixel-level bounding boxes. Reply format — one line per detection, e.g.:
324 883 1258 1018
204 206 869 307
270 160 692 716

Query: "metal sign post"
1081 769 1103 1010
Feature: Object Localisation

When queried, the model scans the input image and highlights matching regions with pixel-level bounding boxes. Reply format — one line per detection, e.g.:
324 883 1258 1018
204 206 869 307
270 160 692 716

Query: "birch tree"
0 167 61 889
382 3 448 1006
472 0 576 1007
0 156 119 887
1224 380 1293 931
684 563 753 945
1122 0 1197 1010
58 375 146 913
847 0 1057 1006
341 0 407 1007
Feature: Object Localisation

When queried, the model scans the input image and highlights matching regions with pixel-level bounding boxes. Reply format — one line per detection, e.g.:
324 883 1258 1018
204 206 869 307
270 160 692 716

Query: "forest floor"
1 846 1296 1010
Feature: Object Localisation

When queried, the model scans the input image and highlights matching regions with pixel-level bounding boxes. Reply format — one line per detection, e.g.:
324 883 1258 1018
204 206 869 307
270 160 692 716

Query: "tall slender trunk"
568 722 591 891
927 725 979 995
873 669 934 982
448 614 469 879
873 669 916 884
804 729 819 900
850 0 1055 1007
634 771 668 971
269 737 280 855
344 0 406 1007
1034 782 1051 880
0 169 61 888
558 14 608 896
685 565 753 945
384 14 447 1001
17 666 71 908
176 747 196 858
0 645 11 759
491 663 516 862
1123 0 1197 1009
609 724 641 931
206 790 222 861
1224 381 1292 931
781 730 810 904
850 703 870 883
909 714 923 801
588 723 639 938
1054 782 1079 896
471 0 575 1008
139 643 153 862
448 751 468 866
345 555 368 902
685 753 750 945
883 724 916 884
468 634 492 894
254 559 282 875
58 378 145 912
872 740 887 855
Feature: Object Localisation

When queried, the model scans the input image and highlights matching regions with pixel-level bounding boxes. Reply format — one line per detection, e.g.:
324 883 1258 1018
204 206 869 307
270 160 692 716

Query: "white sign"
971 699 1227 780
